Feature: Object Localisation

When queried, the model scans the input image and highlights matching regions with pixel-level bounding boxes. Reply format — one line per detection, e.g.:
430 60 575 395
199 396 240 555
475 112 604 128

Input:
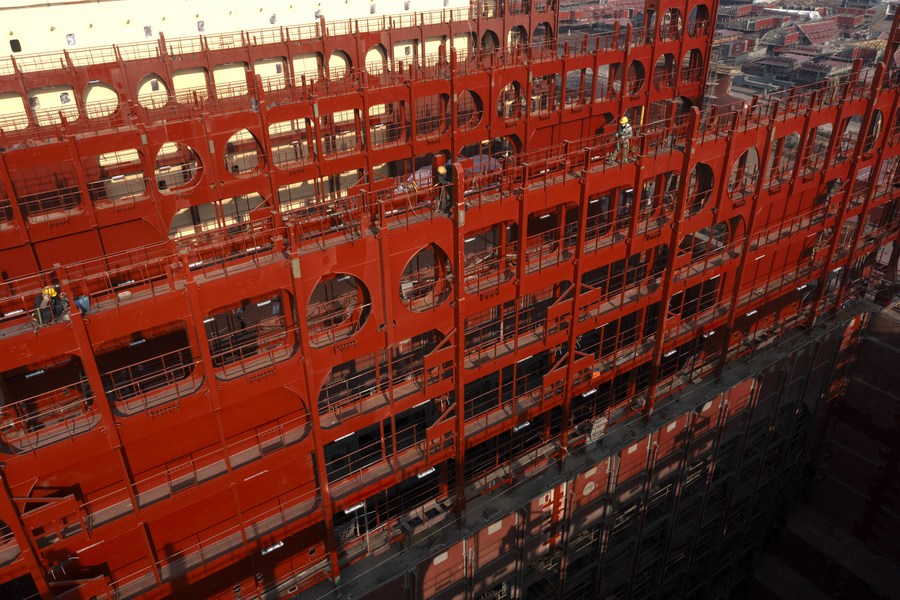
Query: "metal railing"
103 348 201 416
307 294 372 349
209 321 297 380
399 265 452 312
463 243 518 293
87 174 148 206
0 380 98 454
464 306 548 367
524 228 577 273
319 357 428 419
16 187 82 221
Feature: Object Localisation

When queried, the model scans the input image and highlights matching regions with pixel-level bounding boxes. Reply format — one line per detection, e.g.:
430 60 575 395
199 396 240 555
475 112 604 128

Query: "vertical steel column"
834 71 900 307
176 256 256 574
511 166 529 415
617 23 632 122
374 200 400 472
253 74 286 228
9 58 38 129
782 84 825 209
448 49 460 162
623 133 646 275
556 480 577 599
558 150 593 455
0 150 27 242
701 380 759 589
676 391 729 596
112 47 136 112
810 65 882 322
284 232 343 585
698 0 722 110
591 481 612 596
64 134 100 230
650 408 702 594
450 163 469 516
644 108 700 412
61 51 88 122
702 361 791 586
719 336 826 589
0 473 53 598
594 455 620 596
63 288 164 589
199 38 217 101
716 103 778 376
624 440 659 599
887 12 900 81
157 33 177 108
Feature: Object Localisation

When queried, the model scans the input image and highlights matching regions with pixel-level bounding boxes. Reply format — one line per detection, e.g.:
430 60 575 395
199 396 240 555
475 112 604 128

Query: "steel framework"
0 0 898 598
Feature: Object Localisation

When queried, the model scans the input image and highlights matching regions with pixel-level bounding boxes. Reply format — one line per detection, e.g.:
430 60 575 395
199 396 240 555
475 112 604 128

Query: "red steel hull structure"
337 306 871 600
0 0 897 597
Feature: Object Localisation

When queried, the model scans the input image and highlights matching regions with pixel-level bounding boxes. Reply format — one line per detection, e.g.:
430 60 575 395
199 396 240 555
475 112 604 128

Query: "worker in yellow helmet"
436 164 452 214
34 286 56 325
614 116 633 163
33 286 67 325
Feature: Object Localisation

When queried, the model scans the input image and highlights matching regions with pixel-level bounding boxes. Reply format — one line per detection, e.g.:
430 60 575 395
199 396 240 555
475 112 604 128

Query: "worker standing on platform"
614 116 633 163
436 164 452 214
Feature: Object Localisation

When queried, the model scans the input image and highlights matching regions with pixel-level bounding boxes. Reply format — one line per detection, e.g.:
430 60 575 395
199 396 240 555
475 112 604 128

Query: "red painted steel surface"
0 0 896 598
380 311 866 600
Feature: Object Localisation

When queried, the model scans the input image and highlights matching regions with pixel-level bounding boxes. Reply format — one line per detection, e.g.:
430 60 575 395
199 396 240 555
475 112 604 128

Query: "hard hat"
42 286 57 297
437 166 447 175
620 116 629 125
